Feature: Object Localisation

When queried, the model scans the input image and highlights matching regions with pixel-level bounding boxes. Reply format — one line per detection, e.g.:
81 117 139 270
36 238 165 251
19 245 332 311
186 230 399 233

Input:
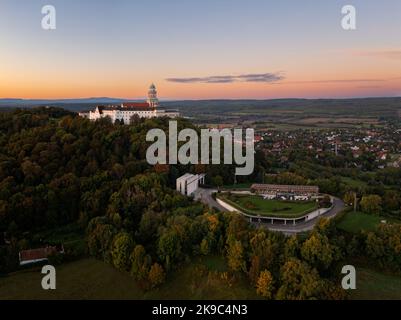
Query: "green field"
0 257 258 300
1 258 400 300
219 194 318 218
337 211 398 233
351 268 401 300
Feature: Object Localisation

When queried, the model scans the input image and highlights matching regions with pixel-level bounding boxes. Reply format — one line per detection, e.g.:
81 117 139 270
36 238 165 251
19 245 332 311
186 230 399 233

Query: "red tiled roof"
96 105 155 113
20 246 58 262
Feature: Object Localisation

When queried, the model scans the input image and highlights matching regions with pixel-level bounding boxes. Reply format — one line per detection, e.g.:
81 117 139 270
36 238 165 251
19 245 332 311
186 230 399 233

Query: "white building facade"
176 173 206 196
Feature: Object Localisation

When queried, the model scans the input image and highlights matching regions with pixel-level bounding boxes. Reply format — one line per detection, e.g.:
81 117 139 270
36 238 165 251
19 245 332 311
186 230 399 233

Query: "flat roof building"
176 174 206 196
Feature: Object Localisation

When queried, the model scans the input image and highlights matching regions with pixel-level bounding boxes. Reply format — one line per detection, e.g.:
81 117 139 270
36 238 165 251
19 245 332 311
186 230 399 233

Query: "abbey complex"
79 84 179 123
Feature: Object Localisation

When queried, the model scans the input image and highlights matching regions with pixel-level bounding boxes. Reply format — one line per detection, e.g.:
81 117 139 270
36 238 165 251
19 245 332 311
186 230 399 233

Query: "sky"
1 0 401 100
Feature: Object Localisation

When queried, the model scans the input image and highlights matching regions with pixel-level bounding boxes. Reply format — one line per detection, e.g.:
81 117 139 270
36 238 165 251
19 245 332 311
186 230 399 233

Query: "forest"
0 107 400 299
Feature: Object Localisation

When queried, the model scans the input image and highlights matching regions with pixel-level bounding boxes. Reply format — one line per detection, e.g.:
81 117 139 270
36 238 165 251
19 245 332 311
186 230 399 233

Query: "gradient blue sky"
1 0 401 99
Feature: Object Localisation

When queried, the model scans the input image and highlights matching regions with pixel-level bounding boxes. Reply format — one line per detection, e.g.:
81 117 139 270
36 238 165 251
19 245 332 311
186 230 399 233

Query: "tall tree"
111 232 134 271
276 258 323 300
256 270 274 299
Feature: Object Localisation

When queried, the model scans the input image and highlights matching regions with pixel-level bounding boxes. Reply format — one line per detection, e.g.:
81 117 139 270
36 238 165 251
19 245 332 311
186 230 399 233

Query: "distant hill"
162 97 401 122
0 97 139 107
1 97 401 123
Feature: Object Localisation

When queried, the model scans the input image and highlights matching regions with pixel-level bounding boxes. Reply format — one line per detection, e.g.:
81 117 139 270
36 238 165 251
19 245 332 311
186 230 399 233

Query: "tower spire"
147 83 159 108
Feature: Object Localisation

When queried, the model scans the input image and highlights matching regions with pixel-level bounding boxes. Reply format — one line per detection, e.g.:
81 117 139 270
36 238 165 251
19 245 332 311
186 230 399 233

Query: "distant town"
254 125 401 170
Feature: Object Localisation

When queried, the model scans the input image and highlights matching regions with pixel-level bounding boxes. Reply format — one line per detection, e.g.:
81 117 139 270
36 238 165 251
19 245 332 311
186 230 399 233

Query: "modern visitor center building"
214 183 342 233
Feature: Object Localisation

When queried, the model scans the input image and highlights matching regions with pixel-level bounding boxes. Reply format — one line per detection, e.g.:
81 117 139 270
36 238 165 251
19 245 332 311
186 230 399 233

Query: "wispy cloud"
166 72 285 84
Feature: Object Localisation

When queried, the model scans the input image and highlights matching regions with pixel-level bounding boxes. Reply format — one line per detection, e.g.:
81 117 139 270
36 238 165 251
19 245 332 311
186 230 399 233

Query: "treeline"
1 108 400 298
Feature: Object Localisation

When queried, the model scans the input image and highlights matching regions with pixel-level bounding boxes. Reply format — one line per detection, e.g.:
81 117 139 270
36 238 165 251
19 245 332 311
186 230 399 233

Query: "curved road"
194 188 345 235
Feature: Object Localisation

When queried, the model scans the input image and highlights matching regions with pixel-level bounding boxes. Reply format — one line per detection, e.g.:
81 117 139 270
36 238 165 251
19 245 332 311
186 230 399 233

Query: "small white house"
19 245 64 266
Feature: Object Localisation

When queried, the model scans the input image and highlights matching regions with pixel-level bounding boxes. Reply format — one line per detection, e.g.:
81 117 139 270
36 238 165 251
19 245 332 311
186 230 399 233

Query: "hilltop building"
79 84 179 123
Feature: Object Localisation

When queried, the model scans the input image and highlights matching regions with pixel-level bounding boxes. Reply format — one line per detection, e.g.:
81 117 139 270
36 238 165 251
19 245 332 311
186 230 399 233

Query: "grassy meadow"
0 256 258 300
337 211 400 233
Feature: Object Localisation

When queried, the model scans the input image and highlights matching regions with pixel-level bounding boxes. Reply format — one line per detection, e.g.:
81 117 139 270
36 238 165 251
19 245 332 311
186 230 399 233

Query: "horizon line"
1 95 401 102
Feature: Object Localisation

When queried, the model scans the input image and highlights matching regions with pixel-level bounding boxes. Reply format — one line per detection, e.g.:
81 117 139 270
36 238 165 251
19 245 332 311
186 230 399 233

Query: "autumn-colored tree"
365 232 385 259
283 235 299 260
275 172 307 185
365 224 401 270
322 280 348 300
226 239 245 272
343 191 356 207
300 233 335 270
249 230 280 273
248 255 261 284
360 195 382 215
86 218 116 263
154 164 170 174
256 270 274 299
111 232 134 271
194 164 206 174
383 190 400 211
200 238 210 256
276 258 323 300
148 263 166 288
130 245 151 281
206 213 219 233
226 215 249 244
157 229 182 270
314 218 336 236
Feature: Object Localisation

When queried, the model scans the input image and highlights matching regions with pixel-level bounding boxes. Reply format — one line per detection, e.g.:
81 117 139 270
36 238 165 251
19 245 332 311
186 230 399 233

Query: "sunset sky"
1 0 401 99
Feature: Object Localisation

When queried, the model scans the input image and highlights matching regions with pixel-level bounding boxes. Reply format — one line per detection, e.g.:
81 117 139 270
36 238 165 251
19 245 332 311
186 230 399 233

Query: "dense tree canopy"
1 107 399 298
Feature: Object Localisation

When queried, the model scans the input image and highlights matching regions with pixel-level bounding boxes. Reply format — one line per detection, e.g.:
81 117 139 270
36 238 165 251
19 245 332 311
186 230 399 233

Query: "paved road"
260 197 345 234
194 188 345 235
194 188 226 211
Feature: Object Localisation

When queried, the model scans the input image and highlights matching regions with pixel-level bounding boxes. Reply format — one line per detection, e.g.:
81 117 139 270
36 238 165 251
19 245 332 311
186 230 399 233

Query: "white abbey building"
79 84 179 123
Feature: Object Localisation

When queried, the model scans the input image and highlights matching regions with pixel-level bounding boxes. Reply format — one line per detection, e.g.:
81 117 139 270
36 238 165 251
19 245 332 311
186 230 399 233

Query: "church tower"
147 83 159 108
